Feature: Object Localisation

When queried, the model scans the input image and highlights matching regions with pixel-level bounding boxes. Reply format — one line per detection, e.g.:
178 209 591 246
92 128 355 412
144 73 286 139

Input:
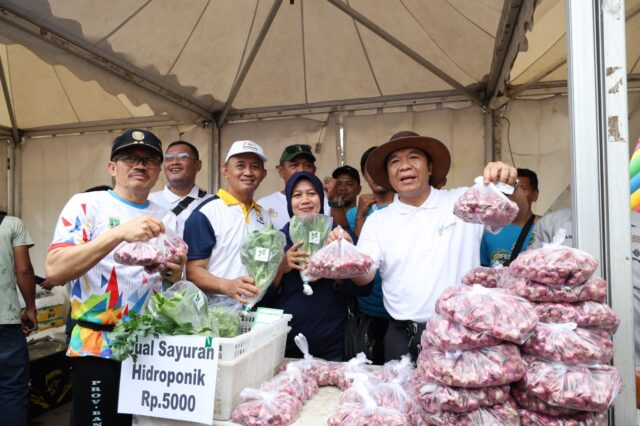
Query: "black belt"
77 320 115 332
390 318 425 335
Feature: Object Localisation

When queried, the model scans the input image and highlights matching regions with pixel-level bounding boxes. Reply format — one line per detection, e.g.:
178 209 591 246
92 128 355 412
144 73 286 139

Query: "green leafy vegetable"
240 225 286 308
210 306 242 338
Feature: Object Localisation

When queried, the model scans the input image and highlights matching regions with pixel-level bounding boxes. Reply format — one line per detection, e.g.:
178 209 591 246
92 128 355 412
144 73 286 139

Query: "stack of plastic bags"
493 231 622 424
408 284 537 425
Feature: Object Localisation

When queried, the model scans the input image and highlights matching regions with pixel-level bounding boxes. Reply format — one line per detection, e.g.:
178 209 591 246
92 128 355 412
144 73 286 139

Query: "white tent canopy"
0 1 638 422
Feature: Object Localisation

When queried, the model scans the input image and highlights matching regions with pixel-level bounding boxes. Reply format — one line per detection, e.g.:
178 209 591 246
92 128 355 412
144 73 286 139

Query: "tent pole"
335 112 345 167
325 0 483 107
216 0 284 127
484 110 496 163
0 6 211 119
6 140 14 215
0 57 20 145
566 1 635 424
211 119 220 192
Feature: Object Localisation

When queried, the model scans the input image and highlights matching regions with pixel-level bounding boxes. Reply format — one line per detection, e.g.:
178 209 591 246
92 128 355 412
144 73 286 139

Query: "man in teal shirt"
0 213 37 426
346 147 394 364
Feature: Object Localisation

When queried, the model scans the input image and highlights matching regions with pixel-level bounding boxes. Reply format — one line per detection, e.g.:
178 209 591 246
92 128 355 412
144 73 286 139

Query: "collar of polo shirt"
216 188 262 223
395 188 441 213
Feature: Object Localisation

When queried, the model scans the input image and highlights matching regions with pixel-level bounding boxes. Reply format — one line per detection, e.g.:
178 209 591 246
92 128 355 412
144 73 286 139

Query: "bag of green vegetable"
210 304 242 338
240 225 286 310
289 213 333 296
109 281 217 361
148 280 211 331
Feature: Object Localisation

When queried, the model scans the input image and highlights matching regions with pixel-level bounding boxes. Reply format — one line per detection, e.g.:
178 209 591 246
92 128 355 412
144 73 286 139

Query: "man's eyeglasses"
114 154 161 168
165 152 194 161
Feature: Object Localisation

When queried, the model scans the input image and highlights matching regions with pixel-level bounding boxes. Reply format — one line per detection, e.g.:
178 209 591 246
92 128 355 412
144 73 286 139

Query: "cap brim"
365 136 451 190
111 142 164 161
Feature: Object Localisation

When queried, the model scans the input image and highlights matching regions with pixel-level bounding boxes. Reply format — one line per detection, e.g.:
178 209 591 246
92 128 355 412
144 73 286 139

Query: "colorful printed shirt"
49 190 172 359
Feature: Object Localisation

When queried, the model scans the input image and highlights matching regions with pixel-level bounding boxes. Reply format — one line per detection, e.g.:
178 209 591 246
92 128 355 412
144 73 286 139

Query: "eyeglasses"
165 152 194 161
115 154 161 168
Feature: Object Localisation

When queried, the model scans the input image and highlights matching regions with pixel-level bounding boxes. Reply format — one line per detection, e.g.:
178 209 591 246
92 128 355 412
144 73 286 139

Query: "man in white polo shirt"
149 141 210 236
347 131 517 361
184 140 270 307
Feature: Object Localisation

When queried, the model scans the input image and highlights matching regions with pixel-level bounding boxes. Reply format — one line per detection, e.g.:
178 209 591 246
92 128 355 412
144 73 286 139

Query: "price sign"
118 335 219 424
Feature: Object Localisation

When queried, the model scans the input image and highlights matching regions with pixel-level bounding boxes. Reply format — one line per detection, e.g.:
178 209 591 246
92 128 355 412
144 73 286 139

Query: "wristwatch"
329 199 345 208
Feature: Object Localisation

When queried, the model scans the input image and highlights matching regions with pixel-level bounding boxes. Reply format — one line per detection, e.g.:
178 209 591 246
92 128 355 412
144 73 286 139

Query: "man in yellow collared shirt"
184 140 270 307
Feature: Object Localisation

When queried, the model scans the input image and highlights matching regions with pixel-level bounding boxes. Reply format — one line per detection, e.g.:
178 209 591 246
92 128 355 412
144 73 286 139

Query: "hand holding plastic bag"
240 225 286 310
289 213 333 295
453 176 519 233
114 228 187 274
305 227 374 279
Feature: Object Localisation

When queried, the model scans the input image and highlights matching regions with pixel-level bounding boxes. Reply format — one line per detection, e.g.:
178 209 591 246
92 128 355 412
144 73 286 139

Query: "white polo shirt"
149 185 211 236
357 187 483 323
258 190 331 231
183 188 271 304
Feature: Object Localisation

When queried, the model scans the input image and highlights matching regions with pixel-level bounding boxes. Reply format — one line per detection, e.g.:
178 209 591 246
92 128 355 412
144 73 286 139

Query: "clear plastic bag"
305 228 374 279
288 213 333 295
460 266 504 288
498 274 607 303
522 355 622 411
209 304 241 337
435 284 538 344
453 176 519 233
533 301 620 334
148 280 210 332
283 334 342 386
240 225 286 309
521 322 613 364
423 399 520 426
414 380 510 413
328 380 409 426
510 229 598 286
334 352 374 390
517 408 607 426
262 362 318 402
339 375 412 413
377 354 414 383
417 344 525 388
511 381 579 417
231 388 302 426
113 228 188 274
422 314 501 352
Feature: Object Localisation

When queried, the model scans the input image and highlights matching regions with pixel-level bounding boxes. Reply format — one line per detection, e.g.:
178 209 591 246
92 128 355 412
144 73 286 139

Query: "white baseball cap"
225 140 268 163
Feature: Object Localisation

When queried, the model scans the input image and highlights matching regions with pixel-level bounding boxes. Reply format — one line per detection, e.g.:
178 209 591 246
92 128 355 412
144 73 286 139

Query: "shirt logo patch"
108 217 120 228
435 221 457 236
267 208 278 218
633 235 640 244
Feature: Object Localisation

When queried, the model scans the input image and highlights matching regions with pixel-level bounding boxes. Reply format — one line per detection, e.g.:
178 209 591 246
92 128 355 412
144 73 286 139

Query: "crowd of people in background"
3 126 640 425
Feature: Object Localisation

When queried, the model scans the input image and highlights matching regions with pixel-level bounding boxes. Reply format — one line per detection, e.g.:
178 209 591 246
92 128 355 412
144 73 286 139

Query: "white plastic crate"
214 313 291 420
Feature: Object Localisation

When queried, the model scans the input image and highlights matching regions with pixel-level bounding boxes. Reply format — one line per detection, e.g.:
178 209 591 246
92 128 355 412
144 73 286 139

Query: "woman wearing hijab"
258 171 371 361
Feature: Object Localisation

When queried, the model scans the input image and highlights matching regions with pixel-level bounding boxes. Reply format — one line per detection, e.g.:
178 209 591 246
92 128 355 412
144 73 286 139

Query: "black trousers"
70 357 132 426
384 318 426 363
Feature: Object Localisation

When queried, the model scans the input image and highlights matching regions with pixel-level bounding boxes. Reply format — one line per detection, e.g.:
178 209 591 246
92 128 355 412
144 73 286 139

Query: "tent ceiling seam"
52 66 81 123
398 0 477 84
96 0 152 46
443 0 495 39
0 55 19 142
167 0 212 75
510 36 564 82
113 93 135 118
2 43 15 124
230 1 260 101
347 0 382 96
217 0 284 126
301 0 308 104
325 0 483 106
630 55 640 77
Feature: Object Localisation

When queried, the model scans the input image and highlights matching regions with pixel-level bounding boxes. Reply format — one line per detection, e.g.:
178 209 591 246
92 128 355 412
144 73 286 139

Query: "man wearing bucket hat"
184 140 271 307
45 129 184 425
337 130 517 361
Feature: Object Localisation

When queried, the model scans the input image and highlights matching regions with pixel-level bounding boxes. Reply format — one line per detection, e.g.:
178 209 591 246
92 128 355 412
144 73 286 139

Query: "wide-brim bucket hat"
366 130 451 190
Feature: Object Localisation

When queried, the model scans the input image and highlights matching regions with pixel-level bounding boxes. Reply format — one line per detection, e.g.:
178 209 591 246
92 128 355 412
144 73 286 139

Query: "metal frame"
210 121 221 192
20 116 183 138
325 0 484 107
0 5 211 119
566 0 635 424
216 0 283 127
0 56 19 143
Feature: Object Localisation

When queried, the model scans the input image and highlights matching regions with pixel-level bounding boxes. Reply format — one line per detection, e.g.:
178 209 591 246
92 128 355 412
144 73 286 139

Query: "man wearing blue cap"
45 129 185 425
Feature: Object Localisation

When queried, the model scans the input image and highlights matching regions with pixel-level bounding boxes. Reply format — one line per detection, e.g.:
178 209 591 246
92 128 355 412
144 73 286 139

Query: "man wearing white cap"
184 140 270 306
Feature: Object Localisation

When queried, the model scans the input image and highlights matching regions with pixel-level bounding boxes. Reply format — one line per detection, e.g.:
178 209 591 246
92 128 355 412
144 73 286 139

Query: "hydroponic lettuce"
110 281 216 361
240 225 286 309
288 214 333 295
210 305 242 338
